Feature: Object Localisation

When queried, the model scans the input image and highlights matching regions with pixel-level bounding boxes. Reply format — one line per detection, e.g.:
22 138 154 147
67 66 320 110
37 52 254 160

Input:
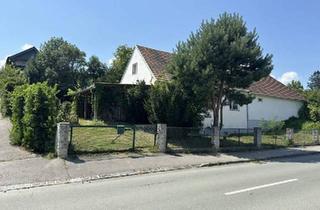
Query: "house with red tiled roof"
120 45 305 129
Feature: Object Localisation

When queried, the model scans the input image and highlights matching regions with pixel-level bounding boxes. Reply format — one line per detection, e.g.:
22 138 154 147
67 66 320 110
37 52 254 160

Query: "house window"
132 63 138 75
229 101 239 111
258 98 263 102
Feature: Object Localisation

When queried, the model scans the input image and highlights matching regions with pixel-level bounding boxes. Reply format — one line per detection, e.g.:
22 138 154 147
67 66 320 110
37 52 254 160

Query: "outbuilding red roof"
137 45 305 101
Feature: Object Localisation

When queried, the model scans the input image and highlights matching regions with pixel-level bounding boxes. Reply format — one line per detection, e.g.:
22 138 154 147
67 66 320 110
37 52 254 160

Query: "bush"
145 81 204 126
284 116 305 130
0 65 26 117
260 119 285 134
126 81 149 123
57 101 78 124
10 85 27 145
301 121 320 130
14 83 58 153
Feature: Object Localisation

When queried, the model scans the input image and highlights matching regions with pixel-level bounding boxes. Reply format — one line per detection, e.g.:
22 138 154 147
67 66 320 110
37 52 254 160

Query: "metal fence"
69 124 157 154
166 127 212 152
261 129 319 148
220 128 255 150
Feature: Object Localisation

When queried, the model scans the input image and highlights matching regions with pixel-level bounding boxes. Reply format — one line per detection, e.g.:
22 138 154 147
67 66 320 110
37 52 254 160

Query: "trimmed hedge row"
10 83 58 153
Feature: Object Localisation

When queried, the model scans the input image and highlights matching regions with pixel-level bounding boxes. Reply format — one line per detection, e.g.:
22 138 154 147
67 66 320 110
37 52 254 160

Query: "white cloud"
21 43 33 50
278 71 299 85
107 57 115 67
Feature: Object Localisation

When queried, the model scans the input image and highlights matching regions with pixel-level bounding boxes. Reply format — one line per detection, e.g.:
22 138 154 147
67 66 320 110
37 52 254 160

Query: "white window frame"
132 63 138 75
229 101 239 111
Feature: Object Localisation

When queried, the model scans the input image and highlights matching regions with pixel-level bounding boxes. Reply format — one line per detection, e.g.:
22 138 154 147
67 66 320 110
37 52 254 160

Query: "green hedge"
10 85 27 145
10 83 58 153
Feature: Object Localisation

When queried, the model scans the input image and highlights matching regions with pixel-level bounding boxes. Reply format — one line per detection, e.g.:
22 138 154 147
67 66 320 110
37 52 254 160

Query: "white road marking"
224 178 298 195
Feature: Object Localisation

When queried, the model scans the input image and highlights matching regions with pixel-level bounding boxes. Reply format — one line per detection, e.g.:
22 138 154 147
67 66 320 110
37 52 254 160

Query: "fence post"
286 128 294 145
254 127 262 149
132 126 136 151
312 129 319 145
211 126 220 151
156 124 167 153
55 122 70 159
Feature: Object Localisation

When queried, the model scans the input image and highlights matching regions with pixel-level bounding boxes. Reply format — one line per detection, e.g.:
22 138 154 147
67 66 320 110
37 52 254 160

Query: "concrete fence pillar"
286 128 294 145
211 126 220 151
55 122 70 159
156 124 167 153
312 129 319 144
254 127 262 149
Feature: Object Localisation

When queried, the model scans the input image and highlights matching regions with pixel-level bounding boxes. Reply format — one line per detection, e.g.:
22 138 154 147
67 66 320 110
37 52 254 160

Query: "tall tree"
168 13 273 134
25 37 86 97
103 45 133 83
87 55 107 83
308 70 320 90
287 80 304 92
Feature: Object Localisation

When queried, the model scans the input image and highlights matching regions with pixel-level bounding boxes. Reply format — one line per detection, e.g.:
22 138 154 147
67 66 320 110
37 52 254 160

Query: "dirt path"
0 115 36 162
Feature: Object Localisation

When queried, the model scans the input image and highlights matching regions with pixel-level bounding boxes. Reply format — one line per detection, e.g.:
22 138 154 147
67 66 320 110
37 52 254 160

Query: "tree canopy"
25 37 86 97
168 13 273 128
87 55 107 84
102 45 133 83
308 70 320 90
287 80 304 92
0 65 26 116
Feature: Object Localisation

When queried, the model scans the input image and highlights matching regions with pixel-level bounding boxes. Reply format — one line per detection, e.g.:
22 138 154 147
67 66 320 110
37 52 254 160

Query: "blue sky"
1 0 320 87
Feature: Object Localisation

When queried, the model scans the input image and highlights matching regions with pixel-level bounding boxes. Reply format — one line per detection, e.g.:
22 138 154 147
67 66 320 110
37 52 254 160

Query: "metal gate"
69 124 157 154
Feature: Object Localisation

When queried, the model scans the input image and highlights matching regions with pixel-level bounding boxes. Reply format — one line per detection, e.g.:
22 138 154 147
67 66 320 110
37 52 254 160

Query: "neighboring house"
5 47 38 69
120 45 305 129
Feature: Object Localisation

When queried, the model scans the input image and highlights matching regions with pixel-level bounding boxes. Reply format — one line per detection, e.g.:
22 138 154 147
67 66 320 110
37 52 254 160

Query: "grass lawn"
70 119 157 154
71 119 317 154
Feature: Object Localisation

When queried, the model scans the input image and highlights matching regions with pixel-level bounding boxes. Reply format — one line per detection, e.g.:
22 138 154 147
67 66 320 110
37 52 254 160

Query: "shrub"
57 101 78 124
126 81 149 123
145 81 204 127
260 119 285 134
301 121 320 130
284 116 305 130
0 65 26 117
22 83 58 153
10 85 27 145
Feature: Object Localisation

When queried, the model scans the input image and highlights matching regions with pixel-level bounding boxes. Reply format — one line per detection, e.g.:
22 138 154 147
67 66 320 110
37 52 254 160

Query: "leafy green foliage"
145 81 204 126
24 37 86 98
308 70 320 90
260 119 285 134
305 90 320 122
301 121 320 130
57 101 78 124
10 85 27 145
102 45 133 83
10 83 58 153
0 65 27 117
168 13 273 127
126 81 149 123
87 55 107 83
287 80 304 92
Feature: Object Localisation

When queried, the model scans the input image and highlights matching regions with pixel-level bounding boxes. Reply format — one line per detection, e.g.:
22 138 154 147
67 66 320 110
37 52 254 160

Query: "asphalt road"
2 154 320 210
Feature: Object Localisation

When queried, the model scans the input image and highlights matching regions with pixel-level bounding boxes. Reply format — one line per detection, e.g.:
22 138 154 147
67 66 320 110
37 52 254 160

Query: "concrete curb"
1 151 319 193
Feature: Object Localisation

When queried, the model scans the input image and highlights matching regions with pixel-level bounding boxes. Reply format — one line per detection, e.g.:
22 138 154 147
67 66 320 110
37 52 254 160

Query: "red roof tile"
137 45 305 101
137 45 172 80
248 76 305 101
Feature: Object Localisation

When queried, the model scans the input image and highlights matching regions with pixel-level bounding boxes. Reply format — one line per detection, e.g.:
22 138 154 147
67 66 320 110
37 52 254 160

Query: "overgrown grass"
70 119 157 154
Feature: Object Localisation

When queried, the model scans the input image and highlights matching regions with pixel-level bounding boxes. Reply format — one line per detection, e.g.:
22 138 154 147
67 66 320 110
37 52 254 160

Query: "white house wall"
120 47 155 85
247 95 303 128
202 105 248 129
